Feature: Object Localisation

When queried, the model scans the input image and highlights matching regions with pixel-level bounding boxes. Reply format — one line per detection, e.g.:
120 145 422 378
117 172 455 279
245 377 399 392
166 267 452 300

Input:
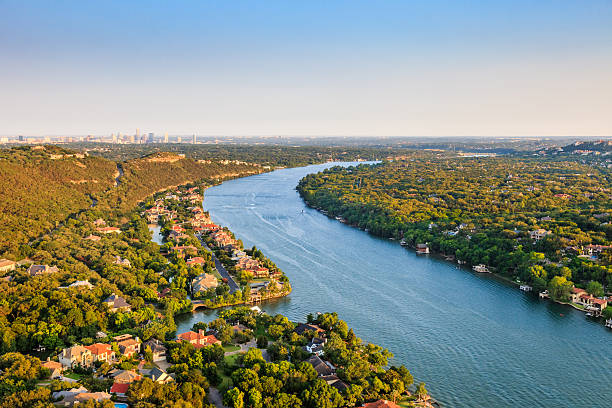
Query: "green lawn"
63 372 83 380
223 344 240 353
224 353 243 367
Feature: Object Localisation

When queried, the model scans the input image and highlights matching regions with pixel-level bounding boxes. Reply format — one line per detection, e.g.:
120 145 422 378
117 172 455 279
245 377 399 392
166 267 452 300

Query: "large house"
305 354 334 376
360 400 402 408
111 369 142 384
27 264 59 276
96 226 121 234
143 339 167 361
52 387 111 407
570 288 608 314
192 273 219 293
103 294 131 313
84 343 115 363
59 345 93 368
42 360 63 379
0 259 16 272
529 229 551 241
177 330 221 348
117 336 141 358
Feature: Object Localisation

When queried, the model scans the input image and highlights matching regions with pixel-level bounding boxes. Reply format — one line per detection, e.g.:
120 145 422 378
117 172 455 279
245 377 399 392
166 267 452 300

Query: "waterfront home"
27 264 59 276
519 285 532 292
59 345 93 368
305 355 334 376
360 400 402 408
192 273 219 293
321 374 349 392
472 264 490 273
117 337 141 358
529 229 551 241
305 337 327 356
41 359 63 379
143 339 167 361
0 259 16 272
570 288 609 313
177 330 222 348
96 226 121 234
103 294 131 313
416 243 430 254
84 343 115 363
253 267 270 278
570 287 588 303
294 323 326 336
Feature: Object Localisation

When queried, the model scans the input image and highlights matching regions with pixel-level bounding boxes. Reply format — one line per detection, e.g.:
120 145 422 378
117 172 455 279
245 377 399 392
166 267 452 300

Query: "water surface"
177 162 611 408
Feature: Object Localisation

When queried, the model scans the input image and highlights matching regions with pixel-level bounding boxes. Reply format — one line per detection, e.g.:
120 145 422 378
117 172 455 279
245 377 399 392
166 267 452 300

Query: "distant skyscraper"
147 132 154 143
111 133 117 143
192 134 197 144
177 136 182 143
18 135 25 142
163 132 168 143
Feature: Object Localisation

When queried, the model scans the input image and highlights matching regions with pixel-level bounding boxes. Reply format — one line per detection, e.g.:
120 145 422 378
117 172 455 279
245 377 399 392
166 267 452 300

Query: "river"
175 162 612 408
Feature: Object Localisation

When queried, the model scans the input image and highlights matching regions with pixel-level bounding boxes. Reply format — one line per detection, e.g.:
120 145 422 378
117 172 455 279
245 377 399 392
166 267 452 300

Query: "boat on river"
472 264 491 273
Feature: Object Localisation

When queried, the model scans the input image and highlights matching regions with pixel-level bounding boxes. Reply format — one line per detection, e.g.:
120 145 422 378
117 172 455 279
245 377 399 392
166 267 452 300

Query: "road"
200 240 240 293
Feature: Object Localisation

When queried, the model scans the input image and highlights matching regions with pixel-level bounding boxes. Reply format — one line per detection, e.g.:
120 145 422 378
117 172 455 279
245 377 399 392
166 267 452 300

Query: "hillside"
0 148 263 257
0 146 117 256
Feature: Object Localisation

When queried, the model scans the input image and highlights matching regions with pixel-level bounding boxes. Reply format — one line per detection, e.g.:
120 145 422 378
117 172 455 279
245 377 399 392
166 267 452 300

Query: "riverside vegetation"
0 146 428 407
297 154 612 323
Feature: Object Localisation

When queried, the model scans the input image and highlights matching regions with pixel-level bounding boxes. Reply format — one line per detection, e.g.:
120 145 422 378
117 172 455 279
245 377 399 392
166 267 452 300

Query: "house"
112 369 142 384
192 273 219 293
305 337 327 356
360 400 402 408
103 294 131 313
177 330 221 348
294 323 325 336
96 226 121 234
93 219 106 226
0 259 16 272
253 267 270 278
52 387 111 407
84 343 115 363
570 288 588 303
110 382 130 399
157 287 172 298
143 339 167 361
27 264 59 276
186 256 206 266
113 256 131 267
148 367 174 384
59 345 93 368
322 374 349 393
69 280 93 289
41 360 63 379
416 243 430 254
530 229 551 241
305 355 334 376
84 234 101 242
117 337 141 358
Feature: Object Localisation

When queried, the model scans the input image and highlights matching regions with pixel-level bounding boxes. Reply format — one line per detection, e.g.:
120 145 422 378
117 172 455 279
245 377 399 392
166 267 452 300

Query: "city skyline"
1 1 611 137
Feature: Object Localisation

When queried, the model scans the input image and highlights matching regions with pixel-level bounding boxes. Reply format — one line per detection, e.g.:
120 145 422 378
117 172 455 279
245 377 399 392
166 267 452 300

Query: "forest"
297 154 612 316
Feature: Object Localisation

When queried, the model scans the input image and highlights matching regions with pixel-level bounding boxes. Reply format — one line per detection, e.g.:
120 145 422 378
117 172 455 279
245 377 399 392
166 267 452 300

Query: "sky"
0 0 611 137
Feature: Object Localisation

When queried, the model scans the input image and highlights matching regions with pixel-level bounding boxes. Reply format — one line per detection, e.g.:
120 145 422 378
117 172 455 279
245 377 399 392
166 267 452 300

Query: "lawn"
224 353 243 367
62 371 83 380
223 344 240 353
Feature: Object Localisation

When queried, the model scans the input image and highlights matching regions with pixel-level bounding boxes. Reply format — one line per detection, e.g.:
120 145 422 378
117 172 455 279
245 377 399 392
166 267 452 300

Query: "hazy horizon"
1 1 611 136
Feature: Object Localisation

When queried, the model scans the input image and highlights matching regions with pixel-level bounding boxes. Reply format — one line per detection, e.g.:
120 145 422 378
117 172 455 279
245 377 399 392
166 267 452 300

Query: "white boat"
472 264 490 273
400 239 408 246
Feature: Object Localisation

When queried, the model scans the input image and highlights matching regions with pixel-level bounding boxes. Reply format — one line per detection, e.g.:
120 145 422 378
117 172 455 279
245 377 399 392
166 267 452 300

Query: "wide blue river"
176 162 612 408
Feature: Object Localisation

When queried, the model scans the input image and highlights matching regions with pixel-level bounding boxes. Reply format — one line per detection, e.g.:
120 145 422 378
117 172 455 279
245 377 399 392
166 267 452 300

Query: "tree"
548 276 573 301
223 387 244 408
586 281 604 297
256 335 268 349
415 382 428 401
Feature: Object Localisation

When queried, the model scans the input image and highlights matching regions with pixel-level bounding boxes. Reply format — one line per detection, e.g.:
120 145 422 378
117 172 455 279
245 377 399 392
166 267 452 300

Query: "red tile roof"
110 382 129 394
361 400 401 408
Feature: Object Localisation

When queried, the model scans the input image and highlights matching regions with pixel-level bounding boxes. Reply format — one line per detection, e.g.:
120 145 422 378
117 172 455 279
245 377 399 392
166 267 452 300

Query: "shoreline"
303 200 611 328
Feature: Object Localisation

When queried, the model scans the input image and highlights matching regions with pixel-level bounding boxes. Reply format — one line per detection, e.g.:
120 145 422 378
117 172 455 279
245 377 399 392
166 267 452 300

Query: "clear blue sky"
1 0 610 136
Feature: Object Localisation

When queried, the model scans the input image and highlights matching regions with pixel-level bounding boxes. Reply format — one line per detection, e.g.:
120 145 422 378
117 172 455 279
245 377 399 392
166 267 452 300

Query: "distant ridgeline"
0 146 262 257
297 155 612 309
